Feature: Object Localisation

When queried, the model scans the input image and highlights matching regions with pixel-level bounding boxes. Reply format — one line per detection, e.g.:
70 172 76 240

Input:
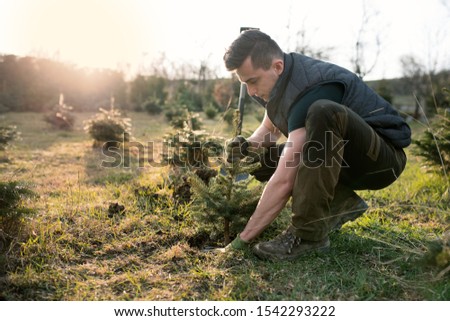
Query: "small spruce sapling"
189 110 263 245
0 125 20 163
162 110 222 203
0 181 36 246
0 125 20 151
413 88 450 200
84 97 132 148
44 94 75 130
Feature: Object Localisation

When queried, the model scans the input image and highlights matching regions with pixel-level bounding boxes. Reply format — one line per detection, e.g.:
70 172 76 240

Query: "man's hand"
226 235 249 250
226 135 250 163
214 235 249 253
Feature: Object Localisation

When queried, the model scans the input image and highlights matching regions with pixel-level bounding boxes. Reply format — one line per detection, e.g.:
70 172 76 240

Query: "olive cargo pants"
252 100 407 241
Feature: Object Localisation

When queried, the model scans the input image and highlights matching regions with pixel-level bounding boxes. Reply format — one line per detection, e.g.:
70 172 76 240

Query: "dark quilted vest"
259 53 411 148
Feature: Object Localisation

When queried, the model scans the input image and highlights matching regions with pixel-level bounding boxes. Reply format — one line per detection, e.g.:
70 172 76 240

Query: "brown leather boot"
253 229 330 261
330 191 368 231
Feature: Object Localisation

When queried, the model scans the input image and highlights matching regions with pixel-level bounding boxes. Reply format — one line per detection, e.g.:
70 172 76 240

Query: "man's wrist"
229 234 250 250
246 138 258 149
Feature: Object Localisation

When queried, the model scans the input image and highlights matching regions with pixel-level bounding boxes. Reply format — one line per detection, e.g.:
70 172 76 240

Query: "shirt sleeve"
287 82 345 133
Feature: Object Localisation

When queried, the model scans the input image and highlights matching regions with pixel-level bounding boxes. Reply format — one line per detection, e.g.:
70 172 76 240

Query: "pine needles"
0 181 36 262
84 98 132 148
188 110 264 245
189 159 262 245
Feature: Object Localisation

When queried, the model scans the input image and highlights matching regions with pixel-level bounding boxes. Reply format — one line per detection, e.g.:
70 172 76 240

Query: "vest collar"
267 53 294 109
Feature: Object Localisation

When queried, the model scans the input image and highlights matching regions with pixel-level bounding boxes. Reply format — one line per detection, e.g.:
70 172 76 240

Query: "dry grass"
0 111 448 300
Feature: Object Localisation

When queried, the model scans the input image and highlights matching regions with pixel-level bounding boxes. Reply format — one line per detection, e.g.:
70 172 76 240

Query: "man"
223 30 411 260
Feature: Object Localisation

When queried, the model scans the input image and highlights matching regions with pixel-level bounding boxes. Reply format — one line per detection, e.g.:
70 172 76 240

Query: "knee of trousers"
305 100 348 134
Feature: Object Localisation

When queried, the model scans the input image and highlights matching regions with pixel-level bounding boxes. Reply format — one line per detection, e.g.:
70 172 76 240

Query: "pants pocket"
367 129 381 162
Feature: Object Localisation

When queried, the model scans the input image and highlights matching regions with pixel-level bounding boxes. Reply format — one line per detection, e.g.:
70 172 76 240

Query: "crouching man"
223 30 410 260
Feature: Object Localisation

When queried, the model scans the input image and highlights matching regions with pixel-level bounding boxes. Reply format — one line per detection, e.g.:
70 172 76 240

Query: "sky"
0 0 449 80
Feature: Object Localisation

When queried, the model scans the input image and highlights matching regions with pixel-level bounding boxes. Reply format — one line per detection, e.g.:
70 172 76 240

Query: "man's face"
235 56 283 102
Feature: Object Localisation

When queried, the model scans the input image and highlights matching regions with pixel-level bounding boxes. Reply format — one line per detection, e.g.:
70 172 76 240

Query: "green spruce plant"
204 104 219 120
189 110 263 245
0 181 36 246
162 111 210 168
44 94 75 130
165 105 203 130
0 125 19 151
142 99 163 115
414 113 450 174
413 89 450 184
414 88 450 273
0 125 20 163
162 110 221 204
84 97 132 148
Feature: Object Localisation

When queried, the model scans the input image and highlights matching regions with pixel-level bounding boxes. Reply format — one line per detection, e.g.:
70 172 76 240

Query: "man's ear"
273 59 284 75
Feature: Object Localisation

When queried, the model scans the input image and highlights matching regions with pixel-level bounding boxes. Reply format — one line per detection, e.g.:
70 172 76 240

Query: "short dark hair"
223 30 283 71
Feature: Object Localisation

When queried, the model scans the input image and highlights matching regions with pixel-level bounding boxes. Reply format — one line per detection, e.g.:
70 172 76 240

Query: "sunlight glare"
4 0 153 70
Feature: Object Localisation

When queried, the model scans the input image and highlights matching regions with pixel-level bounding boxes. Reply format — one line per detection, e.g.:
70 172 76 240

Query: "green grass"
0 111 448 300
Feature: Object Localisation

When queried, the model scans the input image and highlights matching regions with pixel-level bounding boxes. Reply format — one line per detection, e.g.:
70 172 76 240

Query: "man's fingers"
202 247 227 253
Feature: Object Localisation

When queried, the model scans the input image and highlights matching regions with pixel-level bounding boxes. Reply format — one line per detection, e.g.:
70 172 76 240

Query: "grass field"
0 111 449 300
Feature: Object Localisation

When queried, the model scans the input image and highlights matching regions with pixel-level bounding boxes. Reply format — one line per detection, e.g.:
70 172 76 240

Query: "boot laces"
274 230 301 254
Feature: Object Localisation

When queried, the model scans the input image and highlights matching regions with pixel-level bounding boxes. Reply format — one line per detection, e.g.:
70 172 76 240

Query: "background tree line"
0 55 127 112
0 53 448 118
0 54 239 116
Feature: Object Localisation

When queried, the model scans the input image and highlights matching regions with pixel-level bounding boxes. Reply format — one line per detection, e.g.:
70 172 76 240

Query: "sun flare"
4 0 152 69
